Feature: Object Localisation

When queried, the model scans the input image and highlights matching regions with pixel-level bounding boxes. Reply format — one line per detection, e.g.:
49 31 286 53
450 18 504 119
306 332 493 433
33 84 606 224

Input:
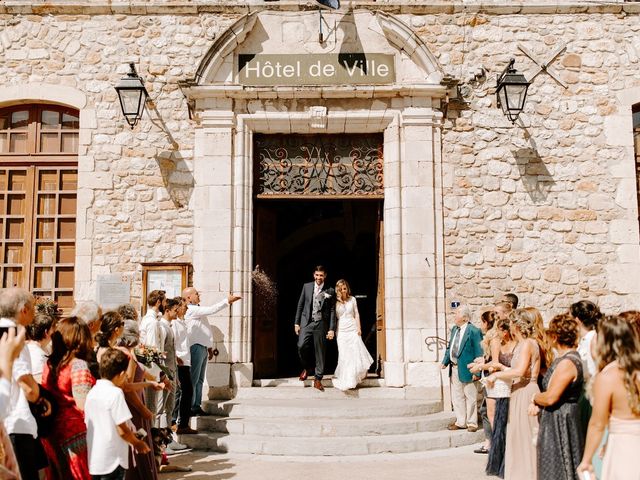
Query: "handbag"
482 371 512 398
29 385 58 438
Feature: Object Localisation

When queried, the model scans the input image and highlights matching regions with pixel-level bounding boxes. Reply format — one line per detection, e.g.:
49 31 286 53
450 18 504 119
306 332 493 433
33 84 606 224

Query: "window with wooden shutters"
0 105 78 310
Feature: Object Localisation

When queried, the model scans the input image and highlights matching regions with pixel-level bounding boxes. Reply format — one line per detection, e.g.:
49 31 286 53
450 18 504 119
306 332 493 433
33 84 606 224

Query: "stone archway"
182 10 453 398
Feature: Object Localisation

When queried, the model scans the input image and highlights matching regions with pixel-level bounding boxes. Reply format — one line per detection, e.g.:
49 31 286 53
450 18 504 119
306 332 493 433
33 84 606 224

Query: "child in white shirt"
85 348 150 480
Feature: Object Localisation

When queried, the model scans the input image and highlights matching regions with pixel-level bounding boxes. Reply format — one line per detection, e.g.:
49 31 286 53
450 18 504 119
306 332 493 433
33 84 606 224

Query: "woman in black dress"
530 313 585 480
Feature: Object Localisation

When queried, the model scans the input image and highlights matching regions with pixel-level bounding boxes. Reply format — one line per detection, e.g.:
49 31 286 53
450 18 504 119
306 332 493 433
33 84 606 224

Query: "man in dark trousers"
294 266 336 391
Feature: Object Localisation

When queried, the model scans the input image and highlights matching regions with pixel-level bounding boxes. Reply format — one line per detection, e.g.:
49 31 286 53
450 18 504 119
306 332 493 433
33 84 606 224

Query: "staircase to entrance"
181 378 484 456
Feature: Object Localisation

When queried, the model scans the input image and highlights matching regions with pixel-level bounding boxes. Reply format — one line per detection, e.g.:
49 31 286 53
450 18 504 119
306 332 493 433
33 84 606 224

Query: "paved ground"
162 444 489 480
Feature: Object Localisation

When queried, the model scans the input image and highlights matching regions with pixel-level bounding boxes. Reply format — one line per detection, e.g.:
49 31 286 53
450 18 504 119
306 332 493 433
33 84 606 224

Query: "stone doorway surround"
181 10 454 400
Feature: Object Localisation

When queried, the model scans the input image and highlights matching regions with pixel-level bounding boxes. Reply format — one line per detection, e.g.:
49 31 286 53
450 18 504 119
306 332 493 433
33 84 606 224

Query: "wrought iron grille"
254 134 383 198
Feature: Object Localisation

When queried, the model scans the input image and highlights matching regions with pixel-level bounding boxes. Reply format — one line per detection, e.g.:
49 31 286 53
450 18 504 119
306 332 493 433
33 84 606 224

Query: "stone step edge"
186 428 483 443
197 410 454 425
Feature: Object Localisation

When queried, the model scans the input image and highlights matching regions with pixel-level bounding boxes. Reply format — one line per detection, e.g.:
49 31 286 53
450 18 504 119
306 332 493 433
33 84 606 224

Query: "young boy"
85 348 150 480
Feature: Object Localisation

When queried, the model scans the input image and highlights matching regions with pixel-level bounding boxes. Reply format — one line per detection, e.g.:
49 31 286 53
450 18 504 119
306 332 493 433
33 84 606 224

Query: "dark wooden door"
252 206 278 378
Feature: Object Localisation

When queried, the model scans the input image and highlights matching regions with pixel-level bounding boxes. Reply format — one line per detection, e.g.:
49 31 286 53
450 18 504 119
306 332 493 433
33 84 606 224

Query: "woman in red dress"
41 317 96 480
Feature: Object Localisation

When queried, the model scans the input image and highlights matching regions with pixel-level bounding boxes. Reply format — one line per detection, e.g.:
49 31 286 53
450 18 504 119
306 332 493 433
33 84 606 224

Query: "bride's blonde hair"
335 279 351 302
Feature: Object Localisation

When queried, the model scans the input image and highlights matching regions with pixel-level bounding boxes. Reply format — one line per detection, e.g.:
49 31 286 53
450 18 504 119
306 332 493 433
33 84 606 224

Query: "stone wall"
409 11 640 318
0 11 243 307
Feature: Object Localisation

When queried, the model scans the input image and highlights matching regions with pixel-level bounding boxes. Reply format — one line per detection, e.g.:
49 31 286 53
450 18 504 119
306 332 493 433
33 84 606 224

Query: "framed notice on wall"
141 263 190 315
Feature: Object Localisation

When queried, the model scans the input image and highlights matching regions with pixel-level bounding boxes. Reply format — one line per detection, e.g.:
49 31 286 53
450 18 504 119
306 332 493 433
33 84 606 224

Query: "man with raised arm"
183 287 241 416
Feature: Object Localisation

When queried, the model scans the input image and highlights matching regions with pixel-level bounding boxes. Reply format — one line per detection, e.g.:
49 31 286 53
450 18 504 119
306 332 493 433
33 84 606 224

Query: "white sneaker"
167 440 188 451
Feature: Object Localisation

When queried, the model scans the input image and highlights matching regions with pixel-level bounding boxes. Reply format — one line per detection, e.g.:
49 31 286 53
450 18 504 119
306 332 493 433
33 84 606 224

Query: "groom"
294 265 336 391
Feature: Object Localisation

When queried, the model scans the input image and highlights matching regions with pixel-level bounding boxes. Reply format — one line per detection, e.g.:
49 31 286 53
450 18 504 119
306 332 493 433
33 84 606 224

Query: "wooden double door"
251 133 386 379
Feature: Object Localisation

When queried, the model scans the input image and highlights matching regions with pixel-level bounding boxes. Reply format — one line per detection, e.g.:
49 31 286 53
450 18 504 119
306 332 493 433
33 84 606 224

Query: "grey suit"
295 281 336 380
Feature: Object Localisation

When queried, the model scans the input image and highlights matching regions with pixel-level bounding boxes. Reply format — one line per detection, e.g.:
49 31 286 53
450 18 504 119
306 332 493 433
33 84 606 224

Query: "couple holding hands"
294 266 373 392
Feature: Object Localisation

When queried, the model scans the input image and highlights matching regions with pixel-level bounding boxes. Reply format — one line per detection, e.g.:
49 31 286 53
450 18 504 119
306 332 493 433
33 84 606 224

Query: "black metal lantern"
115 63 149 129
496 58 531 123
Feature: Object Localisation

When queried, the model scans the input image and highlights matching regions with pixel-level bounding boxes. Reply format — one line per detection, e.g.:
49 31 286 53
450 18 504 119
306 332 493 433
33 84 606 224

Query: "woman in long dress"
332 279 373 391
41 317 96 480
578 315 640 480
486 308 541 480
531 314 585 480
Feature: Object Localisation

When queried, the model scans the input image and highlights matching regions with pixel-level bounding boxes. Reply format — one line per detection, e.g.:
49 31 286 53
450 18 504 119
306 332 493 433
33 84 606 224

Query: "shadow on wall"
146 103 195 209
512 144 554 203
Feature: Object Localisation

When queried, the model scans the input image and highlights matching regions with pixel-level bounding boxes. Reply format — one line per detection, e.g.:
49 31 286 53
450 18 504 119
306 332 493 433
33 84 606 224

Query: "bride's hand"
357 329 361 336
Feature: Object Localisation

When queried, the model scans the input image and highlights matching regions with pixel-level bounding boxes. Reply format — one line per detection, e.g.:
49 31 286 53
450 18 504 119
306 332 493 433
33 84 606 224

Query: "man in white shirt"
171 298 197 434
0 288 48 479
140 290 167 415
183 287 241 416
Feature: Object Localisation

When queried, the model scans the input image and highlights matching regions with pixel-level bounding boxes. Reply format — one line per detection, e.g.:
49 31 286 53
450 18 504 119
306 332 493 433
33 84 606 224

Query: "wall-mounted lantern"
496 58 531 123
115 63 149 129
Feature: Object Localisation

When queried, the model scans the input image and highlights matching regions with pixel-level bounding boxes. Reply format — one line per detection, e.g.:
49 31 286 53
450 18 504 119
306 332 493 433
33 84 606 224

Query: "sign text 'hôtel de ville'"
238 53 396 86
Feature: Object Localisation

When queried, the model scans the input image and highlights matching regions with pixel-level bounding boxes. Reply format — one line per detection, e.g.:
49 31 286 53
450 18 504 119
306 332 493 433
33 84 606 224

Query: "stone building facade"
1 1 639 400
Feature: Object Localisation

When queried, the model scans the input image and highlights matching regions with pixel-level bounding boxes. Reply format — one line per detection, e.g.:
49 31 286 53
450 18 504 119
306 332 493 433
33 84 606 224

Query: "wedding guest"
96 312 125 362
571 300 601 380
26 312 56 383
117 321 159 480
521 307 552 386
172 298 196 435
469 310 500 454
494 301 513 321
85 348 150 480
0 326 26 479
41 317 96 480
71 301 103 343
441 305 483 432
486 309 540 480
484 318 516 478
117 304 139 323
157 298 179 429
72 301 103 379
0 288 49 479
183 287 241 416
577 315 640 480
531 314 585 480
501 294 518 310
140 290 166 416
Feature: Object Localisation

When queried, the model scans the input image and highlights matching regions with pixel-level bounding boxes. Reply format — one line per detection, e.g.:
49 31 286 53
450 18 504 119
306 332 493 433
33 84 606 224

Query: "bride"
332 279 374 391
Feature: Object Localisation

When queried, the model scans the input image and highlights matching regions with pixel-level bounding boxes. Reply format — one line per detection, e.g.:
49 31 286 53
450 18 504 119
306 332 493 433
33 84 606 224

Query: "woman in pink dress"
41 317 96 480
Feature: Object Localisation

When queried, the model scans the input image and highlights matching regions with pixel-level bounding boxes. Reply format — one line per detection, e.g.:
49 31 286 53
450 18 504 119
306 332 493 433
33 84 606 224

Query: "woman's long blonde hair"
480 310 500 356
596 315 640 415
520 307 553 368
335 279 351 302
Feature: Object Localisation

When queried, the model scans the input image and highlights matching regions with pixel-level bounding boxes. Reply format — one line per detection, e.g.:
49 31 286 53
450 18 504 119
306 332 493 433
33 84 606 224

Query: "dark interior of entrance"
253 200 381 378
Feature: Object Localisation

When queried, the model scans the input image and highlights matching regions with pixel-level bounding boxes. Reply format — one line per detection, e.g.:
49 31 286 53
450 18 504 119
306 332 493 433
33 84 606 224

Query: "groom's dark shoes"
299 369 308 381
313 379 324 391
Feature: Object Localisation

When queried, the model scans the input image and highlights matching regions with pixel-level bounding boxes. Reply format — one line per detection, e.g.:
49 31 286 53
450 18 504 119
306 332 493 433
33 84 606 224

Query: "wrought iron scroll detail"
424 335 448 353
255 134 383 197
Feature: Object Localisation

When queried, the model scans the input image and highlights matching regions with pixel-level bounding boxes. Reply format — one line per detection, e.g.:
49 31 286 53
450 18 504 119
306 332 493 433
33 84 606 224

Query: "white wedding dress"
332 296 374 391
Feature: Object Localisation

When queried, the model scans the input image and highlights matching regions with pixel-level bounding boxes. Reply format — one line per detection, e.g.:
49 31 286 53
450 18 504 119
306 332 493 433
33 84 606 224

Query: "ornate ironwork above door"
254 133 383 198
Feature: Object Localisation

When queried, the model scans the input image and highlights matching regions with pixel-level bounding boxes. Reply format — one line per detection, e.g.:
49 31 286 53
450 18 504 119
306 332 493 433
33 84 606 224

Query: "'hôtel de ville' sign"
238 53 395 86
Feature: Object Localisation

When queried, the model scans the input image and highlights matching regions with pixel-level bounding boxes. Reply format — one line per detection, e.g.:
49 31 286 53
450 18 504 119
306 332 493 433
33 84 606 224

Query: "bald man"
183 288 240 416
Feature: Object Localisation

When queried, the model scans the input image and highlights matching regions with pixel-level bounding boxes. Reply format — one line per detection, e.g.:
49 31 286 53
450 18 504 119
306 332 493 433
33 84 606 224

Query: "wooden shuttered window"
0 105 78 309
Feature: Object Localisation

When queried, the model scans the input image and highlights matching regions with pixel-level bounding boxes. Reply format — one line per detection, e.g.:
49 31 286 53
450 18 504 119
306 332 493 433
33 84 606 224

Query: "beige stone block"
609 219 639 245
231 363 254 388
205 362 230 392
383 361 406 387
404 329 423 362
403 298 437 329
617 244 640 264
615 178 638 209
604 115 634 147
385 328 404 363
406 361 442 388
607 264 640 294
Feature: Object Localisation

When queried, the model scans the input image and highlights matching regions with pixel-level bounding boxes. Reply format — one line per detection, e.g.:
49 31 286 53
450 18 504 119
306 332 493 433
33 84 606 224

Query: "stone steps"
195 410 455 437
179 392 483 456
200 398 443 419
182 429 485 456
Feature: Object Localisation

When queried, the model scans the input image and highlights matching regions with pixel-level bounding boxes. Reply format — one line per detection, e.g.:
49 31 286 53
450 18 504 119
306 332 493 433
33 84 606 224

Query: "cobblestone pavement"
162 444 488 480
